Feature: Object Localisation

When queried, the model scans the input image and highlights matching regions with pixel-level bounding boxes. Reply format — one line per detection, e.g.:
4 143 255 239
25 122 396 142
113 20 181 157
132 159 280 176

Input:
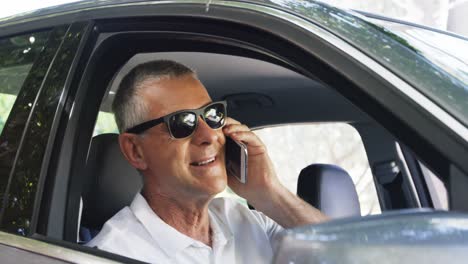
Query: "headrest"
297 164 360 218
82 133 143 229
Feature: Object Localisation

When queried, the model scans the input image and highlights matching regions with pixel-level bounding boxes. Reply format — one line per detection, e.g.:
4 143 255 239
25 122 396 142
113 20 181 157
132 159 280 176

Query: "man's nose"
192 116 219 145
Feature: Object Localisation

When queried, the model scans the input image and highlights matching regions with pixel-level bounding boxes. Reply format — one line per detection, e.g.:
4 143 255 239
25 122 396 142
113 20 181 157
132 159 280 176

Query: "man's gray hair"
112 60 196 133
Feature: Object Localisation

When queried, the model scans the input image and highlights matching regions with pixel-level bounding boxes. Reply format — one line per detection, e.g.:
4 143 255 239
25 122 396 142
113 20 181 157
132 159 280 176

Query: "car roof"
0 0 262 25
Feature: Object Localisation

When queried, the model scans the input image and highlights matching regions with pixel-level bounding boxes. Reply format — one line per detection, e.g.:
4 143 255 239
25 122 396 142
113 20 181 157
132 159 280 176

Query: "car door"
0 1 466 263
0 22 98 260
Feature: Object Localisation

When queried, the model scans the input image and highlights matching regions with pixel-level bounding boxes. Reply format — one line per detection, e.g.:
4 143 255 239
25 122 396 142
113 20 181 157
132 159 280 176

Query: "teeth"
195 157 215 166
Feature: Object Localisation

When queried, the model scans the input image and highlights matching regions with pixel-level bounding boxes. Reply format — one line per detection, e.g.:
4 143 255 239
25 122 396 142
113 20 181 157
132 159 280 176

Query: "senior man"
87 60 326 263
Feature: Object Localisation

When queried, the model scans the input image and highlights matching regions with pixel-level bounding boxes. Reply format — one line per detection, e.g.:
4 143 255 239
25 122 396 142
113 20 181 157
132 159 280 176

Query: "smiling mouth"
191 157 216 166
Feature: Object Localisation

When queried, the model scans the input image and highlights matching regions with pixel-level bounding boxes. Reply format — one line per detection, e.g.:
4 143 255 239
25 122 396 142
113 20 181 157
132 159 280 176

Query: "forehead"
138 74 212 117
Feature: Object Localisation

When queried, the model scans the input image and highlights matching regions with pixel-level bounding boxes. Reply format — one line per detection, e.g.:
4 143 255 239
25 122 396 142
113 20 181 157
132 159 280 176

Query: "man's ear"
118 133 148 170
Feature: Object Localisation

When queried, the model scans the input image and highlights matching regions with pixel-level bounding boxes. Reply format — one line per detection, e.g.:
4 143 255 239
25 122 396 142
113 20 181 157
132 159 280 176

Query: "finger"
230 131 266 156
230 131 261 147
225 117 241 125
223 123 250 134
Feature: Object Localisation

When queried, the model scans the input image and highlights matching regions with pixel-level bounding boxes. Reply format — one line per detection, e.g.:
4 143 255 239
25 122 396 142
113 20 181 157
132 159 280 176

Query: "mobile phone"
225 137 248 183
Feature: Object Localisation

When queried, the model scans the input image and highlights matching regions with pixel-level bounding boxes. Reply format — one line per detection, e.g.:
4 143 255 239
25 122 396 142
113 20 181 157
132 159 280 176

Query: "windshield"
369 20 468 84
268 0 468 127
365 17 468 121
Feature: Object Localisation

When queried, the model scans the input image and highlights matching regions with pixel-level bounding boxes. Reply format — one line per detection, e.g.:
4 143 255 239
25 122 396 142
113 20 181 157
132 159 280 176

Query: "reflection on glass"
369 20 468 78
0 23 87 236
205 108 222 123
0 29 53 235
181 113 196 127
268 0 468 125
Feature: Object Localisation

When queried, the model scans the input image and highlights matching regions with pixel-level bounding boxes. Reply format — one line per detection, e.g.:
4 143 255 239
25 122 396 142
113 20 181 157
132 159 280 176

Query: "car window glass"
365 18 468 86
254 123 381 215
274 1 468 126
0 24 86 236
0 31 52 233
364 17 468 126
0 33 49 134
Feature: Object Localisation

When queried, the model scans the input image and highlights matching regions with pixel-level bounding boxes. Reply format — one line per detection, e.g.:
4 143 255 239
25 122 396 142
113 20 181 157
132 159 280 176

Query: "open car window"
255 123 381 215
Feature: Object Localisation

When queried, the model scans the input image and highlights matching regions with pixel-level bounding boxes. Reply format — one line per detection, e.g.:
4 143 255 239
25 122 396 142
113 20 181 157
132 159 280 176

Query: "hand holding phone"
225 137 248 183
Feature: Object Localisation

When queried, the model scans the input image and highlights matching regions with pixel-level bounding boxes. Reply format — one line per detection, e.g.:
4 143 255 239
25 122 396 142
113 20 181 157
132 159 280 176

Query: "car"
0 0 467 263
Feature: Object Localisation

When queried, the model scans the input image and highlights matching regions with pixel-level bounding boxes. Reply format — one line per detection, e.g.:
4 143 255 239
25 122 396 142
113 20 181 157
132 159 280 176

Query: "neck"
142 189 213 246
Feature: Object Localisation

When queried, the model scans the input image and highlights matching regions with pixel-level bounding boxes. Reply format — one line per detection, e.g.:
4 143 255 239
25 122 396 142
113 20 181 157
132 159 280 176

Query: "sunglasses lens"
169 112 197 138
204 103 226 129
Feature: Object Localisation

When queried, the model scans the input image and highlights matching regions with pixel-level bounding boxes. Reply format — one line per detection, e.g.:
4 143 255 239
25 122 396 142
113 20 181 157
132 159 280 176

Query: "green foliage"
94 111 119 136
0 93 18 134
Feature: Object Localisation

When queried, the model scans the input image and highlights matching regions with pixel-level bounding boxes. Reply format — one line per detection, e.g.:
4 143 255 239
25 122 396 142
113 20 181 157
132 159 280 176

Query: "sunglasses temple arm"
126 117 165 134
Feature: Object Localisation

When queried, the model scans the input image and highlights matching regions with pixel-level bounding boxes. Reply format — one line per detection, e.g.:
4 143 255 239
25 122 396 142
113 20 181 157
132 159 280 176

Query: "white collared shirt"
86 193 284 264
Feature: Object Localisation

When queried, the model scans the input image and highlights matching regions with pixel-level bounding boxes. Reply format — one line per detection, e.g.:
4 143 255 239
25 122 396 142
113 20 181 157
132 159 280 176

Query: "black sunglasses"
126 101 227 138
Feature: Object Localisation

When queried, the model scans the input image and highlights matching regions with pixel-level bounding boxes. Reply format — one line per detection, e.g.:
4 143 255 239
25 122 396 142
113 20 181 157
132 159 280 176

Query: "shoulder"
86 206 144 249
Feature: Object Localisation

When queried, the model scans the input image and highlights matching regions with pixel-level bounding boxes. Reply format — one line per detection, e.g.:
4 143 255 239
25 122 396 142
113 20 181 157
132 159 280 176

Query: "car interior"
76 50 424 245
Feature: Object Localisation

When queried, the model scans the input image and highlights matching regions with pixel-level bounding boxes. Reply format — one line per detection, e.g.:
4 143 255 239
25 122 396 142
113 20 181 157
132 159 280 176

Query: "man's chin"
201 176 228 197
205 174 228 193
187 162 227 194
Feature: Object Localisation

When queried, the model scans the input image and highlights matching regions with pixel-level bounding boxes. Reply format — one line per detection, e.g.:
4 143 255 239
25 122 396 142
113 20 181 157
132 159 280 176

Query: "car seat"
297 164 361 218
80 133 143 242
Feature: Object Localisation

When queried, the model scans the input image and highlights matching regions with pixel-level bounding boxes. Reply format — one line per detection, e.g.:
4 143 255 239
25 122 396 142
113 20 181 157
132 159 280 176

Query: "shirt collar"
130 193 194 258
130 194 235 257
208 207 234 247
